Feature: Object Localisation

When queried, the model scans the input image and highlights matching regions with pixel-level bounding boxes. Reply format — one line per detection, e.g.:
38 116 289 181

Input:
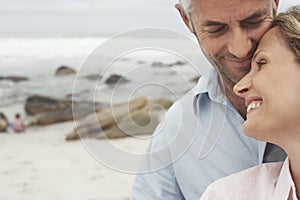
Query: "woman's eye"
256 60 266 69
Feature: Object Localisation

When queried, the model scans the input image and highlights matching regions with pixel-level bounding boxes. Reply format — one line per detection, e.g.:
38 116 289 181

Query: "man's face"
189 0 274 86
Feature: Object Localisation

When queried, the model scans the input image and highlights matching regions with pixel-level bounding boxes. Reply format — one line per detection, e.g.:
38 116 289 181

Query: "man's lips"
228 57 251 63
224 57 252 69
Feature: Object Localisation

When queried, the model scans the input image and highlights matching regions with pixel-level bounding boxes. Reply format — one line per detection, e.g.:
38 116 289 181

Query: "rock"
105 74 130 85
151 61 187 68
32 108 74 126
26 95 102 125
25 95 73 115
66 98 173 140
0 112 8 132
55 66 76 76
28 101 101 126
167 61 187 67
151 62 166 67
151 98 173 110
190 76 201 83
0 76 29 82
95 106 164 139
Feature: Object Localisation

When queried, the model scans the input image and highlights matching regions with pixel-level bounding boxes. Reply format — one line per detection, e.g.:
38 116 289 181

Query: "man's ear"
274 0 279 7
175 3 194 33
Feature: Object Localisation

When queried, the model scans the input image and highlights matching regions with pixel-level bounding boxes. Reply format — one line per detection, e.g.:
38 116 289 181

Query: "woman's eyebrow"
252 50 262 61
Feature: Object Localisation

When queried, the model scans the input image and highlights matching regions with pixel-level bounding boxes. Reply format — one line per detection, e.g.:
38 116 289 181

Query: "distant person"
12 113 26 133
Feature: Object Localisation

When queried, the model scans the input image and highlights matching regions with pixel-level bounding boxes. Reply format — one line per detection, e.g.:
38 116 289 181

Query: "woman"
200 6 300 200
12 113 26 133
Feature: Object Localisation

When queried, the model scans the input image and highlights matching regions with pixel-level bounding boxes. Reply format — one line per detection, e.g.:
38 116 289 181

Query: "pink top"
12 118 25 132
200 158 298 200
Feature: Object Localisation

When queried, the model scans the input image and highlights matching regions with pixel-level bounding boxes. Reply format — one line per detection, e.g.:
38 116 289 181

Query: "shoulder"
228 162 282 184
146 89 204 154
149 91 195 140
201 162 283 199
158 90 199 129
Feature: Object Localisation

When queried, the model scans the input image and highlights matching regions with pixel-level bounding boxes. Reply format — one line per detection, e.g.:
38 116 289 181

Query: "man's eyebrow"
202 21 226 27
241 10 270 22
202 10 270 27
201 9 270 27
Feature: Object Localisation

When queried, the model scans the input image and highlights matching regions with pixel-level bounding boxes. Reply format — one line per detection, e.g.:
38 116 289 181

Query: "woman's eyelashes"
255 59 267 70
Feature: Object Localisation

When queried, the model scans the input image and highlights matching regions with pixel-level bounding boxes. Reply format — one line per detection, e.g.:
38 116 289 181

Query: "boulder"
66 98 147 140
26 99 101 126
55 66 76 76
190 76 201 83
151 62 166 67
25 95 72 115
66 98 173 140
0 76 29 82
105 74 130 85
152 98 173 110
95 106 164 139
151 61 187 68
0 112 8 132
167 61 187 67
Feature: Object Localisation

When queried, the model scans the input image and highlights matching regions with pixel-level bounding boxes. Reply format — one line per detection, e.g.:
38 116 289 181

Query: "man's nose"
233 73 252 99
228 28 252 59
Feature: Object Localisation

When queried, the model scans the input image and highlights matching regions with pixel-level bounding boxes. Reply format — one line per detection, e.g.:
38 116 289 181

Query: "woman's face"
233 27 300 144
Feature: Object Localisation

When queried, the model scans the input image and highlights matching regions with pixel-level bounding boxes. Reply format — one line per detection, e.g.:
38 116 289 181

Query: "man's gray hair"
179 0 193 16
179 0 277 18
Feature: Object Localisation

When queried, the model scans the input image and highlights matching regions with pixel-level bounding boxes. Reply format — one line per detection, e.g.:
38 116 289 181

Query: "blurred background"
0 0 297 200
0 1 201 200
0 0 191 37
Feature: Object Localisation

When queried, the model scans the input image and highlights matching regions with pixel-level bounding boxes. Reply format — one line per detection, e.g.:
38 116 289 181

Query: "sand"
0 121 149 200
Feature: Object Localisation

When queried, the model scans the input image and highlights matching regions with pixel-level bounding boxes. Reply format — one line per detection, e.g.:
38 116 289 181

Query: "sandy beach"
0 121 149 200
0 35 197 200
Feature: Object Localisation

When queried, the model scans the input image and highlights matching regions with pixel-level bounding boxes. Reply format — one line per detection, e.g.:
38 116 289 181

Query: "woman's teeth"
247 102 262 113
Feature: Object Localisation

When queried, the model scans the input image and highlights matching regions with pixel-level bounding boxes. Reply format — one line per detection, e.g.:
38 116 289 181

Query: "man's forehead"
192 0 272 22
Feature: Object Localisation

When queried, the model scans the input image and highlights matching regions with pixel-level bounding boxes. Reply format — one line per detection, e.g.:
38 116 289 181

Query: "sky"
0 0 297 37
0 0 187 37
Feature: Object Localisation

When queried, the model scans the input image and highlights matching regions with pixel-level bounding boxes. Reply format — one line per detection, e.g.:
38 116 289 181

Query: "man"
131 0 286 199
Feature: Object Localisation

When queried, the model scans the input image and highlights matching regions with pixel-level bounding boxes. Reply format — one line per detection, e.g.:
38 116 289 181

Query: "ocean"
0 35 211 120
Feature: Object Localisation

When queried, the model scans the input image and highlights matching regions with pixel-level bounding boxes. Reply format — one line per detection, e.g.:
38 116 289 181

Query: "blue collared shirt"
131 68 284 200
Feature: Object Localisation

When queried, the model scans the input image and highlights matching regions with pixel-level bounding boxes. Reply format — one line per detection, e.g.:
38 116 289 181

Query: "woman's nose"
233 73 252 98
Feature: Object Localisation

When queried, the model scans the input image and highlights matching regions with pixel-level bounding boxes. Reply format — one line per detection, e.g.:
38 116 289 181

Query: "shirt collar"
193 68 267 162
192 68 225 104
258 141 267 163
274 157 298 200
